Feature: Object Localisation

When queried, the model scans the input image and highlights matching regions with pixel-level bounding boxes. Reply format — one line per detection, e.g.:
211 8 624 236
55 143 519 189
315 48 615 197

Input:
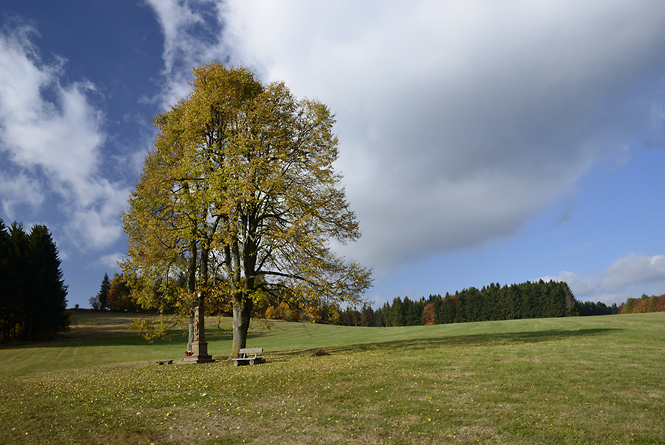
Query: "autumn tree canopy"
122 63 372 358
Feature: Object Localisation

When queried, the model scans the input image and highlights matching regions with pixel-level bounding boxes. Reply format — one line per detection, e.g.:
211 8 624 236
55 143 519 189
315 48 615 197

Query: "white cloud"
146 0 226 108
0 24 129 250
148 1 665 272
96 252 125 270
603 254 665 289
65 179 129 250
542 253 665 304
0 171 44 218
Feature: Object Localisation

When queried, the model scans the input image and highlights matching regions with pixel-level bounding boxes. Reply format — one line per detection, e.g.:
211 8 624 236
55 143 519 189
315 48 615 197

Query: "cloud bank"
146 1 665 301
218 1 665 267
542 254 665 304
0 23 129 249
147 1 665 266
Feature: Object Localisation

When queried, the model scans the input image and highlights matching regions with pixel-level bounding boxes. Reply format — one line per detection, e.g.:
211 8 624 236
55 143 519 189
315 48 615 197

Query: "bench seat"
231 347 265 366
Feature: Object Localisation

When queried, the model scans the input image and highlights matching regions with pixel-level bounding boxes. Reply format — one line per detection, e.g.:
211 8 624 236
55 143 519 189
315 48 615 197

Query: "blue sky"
1 1 664 309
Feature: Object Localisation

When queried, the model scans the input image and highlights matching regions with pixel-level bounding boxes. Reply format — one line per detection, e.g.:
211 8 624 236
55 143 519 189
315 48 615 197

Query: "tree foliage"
620 294 665 314
90 273 141 312
0 220 69 342
122 63 371 356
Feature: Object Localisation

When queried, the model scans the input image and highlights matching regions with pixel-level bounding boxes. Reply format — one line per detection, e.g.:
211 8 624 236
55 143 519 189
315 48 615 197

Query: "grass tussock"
0 312 664 443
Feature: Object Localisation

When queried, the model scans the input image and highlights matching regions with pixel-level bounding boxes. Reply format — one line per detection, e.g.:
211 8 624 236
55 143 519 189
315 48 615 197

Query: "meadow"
0 311 664 444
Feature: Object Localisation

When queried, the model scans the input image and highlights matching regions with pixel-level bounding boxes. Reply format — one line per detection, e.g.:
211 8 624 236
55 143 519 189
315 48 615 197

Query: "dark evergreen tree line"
577 300 620 316
336 280 580 327
0 220 69 342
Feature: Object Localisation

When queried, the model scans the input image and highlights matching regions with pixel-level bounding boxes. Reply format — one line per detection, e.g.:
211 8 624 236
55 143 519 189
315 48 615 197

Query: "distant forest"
620 294 665 314
91 273 663 328
335 280 628 327
338 280 580 327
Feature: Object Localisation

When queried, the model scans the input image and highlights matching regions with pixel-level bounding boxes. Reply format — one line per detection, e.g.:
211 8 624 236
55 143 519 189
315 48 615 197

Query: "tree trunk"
231 294 253 357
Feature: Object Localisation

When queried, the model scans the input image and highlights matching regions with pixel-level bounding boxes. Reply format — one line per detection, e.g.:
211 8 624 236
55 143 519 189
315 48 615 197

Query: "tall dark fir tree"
98 273 111 310
25 225 69 340
0 220 13 340
0 220 69 342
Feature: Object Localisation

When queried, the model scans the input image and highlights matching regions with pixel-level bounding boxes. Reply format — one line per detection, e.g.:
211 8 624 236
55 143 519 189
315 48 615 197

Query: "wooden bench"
231 348 265 366
156 359 173 365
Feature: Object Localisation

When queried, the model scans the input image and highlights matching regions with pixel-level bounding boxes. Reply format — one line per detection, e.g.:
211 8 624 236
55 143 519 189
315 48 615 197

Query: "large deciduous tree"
122 63 372 359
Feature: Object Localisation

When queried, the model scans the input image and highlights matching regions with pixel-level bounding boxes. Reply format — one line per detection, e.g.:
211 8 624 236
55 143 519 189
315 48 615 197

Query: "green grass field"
1 311 664 444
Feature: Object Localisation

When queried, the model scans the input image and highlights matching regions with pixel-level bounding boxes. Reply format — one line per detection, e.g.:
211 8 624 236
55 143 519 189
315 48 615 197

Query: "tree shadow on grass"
0 328 193 349
1 325 618 353
0 311 234 349
263 327 621 362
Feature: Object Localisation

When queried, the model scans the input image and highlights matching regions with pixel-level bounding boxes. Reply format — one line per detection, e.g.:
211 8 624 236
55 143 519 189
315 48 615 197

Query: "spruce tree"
98 273 111 310
0 220 11 341
8 223 29 340
26 225 69 340
0 222 69 341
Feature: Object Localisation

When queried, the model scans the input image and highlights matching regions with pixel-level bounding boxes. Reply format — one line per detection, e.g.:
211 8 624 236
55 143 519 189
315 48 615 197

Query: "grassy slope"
1 312 664 444
0 311 640 378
